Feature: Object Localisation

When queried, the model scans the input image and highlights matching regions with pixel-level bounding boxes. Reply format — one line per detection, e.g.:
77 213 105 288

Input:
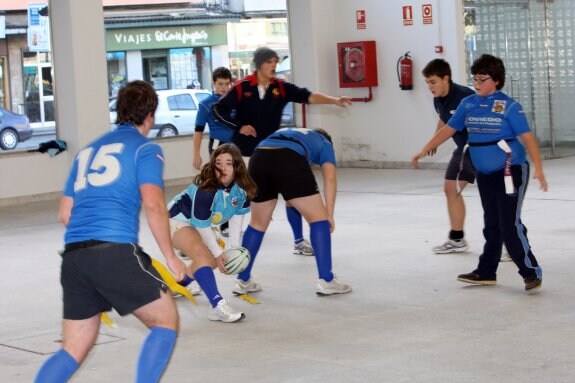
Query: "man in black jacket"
213 47 351 257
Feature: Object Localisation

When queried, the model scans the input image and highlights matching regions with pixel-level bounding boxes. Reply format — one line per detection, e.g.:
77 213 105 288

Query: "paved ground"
1 157 574 382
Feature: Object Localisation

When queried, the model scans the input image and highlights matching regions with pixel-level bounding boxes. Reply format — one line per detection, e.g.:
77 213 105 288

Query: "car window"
167 94 196 111
195 92 210 103
167 95 178 110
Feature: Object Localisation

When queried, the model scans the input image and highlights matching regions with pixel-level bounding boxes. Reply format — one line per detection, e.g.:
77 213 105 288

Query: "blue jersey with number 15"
62 124 165 244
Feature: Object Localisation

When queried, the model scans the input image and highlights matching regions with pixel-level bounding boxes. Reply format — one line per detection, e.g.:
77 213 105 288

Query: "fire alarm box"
337 40 378 88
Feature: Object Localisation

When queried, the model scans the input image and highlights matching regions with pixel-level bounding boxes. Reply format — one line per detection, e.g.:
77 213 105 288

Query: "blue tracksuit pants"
474 162 542 280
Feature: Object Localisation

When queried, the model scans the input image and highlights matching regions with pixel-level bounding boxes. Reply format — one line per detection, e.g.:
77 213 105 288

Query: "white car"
109 88 211 137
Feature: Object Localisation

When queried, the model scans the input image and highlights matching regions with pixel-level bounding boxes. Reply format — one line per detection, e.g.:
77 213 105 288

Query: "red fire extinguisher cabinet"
337 41 378 88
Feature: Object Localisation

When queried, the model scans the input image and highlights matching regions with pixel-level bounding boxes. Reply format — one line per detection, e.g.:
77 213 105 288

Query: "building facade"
0 0 288 137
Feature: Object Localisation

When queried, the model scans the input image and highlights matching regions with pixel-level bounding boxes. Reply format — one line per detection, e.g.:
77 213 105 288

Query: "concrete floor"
1 157 575 382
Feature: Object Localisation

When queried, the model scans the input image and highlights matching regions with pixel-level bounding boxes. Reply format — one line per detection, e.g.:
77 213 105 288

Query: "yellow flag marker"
151 258 197 305
212 226 227 250
235 294 260 305
100 312 117 328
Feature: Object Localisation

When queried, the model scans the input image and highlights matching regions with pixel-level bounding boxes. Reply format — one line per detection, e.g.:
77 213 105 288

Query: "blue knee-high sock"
310 220 334 282
238 225 265 282
178 274 194 286
193 266 222 308
34 349 79 383
286 206 304 243
136 326 177 383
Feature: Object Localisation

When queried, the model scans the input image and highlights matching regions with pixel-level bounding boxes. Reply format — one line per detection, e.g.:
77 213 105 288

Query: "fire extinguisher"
397 51 413 90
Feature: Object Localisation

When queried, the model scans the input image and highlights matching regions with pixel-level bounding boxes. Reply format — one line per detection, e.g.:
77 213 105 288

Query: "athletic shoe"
457 272 496 285
433 239 469 254
185 280 202 295
294 239 314 256
233 278 262 295
316 277 352 296
172 280 202 298
524 276 542 291
208 299 245 323
500 247 512 262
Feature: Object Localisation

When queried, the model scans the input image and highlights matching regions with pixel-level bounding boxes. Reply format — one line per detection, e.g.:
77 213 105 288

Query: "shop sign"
106 24 227 51
28 3 51 51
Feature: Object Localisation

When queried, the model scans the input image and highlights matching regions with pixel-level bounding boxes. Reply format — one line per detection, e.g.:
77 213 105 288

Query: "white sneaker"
186 280 202 295
208 299 245 323
294 239 314 256
432 239 469 254
173 280 202 298
316 277 352 296
233 278 262 295
500 247 512 262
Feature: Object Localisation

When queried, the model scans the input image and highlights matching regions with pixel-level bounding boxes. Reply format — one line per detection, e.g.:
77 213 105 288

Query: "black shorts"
445 151 476 183
249 148 319 203
61 242 167 320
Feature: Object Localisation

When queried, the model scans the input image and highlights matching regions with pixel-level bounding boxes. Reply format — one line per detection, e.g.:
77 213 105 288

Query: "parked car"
0 107 33 151
154 89 211 137
110 89 211 137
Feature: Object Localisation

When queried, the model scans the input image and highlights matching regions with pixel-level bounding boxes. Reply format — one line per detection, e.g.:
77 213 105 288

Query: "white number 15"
73 143 124 191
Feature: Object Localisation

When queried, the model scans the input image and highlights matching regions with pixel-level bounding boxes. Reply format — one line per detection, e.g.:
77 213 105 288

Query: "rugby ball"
223 247 251 275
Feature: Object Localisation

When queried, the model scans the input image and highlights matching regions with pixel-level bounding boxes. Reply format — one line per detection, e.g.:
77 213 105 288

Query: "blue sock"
136 326 177 383
286 206 304 243
34 349 79 383
310 220 333 281
238 225 265 282
178 274 194 287
193 266 223 308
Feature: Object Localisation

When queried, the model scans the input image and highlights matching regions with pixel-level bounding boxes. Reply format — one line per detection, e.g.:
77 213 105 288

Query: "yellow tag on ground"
151 258 197 305
101 312 117 328
236 294 260 305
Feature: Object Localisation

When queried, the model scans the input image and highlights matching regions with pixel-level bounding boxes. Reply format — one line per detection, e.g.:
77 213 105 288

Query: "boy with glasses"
413 54 548 292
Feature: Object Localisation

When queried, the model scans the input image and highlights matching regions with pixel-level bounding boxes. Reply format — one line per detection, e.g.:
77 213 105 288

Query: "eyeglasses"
472 76 492 84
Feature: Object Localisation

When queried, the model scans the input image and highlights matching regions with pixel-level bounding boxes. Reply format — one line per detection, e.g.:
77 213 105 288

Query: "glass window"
143 50 169 90
107 51 127 98
195 92 210 104
0 57 6 108
22 51 54 126
167 94 196 111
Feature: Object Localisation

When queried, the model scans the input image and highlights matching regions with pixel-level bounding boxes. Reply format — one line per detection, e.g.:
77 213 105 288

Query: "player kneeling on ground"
168 144 257 322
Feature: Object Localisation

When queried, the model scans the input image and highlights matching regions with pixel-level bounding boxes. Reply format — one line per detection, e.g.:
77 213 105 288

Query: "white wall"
126 50 143 81
244 0 287 12
211 44 230 74
0 0 465 203
288 0 466 168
